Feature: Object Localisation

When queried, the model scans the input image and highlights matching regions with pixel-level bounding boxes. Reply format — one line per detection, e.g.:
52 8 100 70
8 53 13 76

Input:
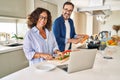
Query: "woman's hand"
54 50 64 59
33 53 53 60
41 54 53 60
57 51 64 59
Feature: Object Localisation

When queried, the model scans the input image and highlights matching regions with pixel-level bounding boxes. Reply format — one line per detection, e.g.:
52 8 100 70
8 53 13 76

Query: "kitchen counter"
1 46 120 80
0 45 23 53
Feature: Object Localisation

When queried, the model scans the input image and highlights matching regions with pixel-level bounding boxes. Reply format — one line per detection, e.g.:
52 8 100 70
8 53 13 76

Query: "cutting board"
47 57 69 65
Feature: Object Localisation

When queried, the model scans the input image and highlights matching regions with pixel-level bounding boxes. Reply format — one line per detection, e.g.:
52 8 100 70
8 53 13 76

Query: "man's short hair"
63 1 74 9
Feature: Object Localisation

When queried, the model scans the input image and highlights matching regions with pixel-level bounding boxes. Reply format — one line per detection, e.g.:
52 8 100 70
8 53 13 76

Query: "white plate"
107 45 117 48
35 64 56 72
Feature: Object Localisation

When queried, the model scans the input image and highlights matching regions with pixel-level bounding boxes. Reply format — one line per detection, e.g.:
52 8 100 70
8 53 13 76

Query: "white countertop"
0 45 23 53
1 46 120 80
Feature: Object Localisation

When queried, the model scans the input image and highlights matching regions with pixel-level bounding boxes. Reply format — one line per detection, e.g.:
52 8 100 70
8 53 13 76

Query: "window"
0 22 16 34
0 17 28 41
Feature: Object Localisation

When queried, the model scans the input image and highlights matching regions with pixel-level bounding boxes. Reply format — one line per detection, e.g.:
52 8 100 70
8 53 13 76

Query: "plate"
35 64 56 72
107 45 117 48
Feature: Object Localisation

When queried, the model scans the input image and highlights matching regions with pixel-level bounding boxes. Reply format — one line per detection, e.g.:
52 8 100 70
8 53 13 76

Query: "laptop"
57 49 97 73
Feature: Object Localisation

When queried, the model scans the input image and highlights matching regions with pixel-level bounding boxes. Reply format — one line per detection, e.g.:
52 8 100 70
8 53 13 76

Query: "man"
52 1 88 52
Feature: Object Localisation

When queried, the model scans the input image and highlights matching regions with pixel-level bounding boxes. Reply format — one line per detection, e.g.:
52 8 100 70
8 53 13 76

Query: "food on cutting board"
107 39 117 46
55 50 71 60
106 35 120 46
75 35 89 48
79 35 89 43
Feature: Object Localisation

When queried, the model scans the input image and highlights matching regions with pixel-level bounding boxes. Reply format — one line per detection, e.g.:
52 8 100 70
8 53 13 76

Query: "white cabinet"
0 0 26 18
26 0 58 22
0 49 29 78
34 0 58 21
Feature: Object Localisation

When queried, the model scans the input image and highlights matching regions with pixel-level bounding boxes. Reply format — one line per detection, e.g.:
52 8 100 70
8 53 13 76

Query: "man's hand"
68 38 80 44
68 34 89 44
76 34 89 39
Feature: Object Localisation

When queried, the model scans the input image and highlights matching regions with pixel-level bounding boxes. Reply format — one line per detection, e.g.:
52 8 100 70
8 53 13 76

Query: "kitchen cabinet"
34 0 58 21
0 0 26 18
26 0 58 22
0 47 29 78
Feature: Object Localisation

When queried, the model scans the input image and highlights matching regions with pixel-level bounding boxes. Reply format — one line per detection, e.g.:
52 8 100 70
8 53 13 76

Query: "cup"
103 46 115 59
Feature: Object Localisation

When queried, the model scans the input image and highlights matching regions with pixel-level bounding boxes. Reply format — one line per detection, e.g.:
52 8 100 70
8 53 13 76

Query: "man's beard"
63 13 71 20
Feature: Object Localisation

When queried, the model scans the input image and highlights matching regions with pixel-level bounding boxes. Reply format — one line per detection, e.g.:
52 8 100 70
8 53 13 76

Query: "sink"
4 43 23 47
0 40 23 47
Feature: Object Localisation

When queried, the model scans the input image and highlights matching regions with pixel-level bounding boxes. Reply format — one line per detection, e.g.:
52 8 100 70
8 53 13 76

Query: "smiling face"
62 4 73 20
36 11 48 29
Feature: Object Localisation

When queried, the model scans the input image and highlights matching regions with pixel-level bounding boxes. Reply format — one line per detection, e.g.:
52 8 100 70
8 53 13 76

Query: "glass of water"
103 46 115 59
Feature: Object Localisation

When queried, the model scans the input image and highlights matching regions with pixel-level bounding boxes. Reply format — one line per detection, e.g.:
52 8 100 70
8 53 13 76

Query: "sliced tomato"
63 50 71 54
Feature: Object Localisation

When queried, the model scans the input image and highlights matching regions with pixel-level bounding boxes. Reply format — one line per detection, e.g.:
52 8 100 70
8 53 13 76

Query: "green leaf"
12 34 23 39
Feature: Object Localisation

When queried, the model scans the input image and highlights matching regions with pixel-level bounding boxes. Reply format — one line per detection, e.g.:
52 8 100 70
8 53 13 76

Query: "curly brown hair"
27 7 52 31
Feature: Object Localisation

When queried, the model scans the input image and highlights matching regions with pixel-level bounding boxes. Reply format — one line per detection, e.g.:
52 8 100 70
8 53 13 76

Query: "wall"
73 12 87 34
86 14 93 36
57 0 67 16
93 16 99 34
75 10 120 36
93 10 120 36
73 11 95 36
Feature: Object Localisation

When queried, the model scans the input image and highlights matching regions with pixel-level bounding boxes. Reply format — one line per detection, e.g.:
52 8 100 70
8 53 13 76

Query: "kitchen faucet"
0 32 10 44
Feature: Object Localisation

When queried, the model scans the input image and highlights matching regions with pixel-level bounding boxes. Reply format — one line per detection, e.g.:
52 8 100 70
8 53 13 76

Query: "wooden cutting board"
55 57 69 63
47 57 69 65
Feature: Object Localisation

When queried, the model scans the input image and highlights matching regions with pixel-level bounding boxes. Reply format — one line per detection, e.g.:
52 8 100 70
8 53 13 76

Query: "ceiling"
43 0 120 7
42 0 120 10
71 0 120 8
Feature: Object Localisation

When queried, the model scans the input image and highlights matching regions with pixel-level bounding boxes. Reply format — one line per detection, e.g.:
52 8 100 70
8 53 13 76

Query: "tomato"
63 50 71 54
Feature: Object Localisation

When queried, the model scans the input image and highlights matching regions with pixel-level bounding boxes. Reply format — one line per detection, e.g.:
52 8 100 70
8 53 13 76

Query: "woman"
23 7 63 65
